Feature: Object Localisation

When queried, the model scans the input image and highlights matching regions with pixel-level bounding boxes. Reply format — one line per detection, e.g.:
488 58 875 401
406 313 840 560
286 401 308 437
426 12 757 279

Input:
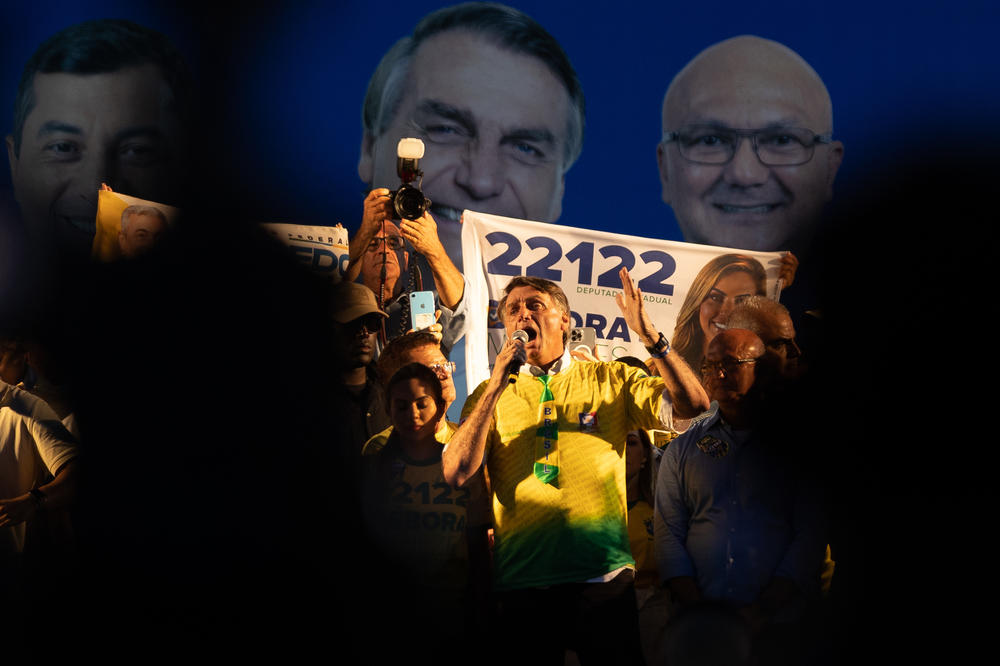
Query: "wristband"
645 332 670 359
28 488 47 507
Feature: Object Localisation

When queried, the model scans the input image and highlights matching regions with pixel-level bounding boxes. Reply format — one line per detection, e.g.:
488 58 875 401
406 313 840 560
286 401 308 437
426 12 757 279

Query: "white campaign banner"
461 211 784 392
260 223 350 278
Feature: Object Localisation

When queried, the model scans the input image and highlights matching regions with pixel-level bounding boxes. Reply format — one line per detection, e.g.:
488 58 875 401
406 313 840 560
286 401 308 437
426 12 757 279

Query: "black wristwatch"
645 332 670 359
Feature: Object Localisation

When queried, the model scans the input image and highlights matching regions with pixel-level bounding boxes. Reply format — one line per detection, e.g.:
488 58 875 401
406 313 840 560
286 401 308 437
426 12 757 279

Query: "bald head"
657 36 843 251
706 327 764 364
663 36 833 133
727 295 801 377
703 328 765 414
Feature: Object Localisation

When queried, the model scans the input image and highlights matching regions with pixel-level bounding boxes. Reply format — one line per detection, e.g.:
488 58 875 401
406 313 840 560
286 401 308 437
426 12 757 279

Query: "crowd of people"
325 250 830 664
6 2 985 664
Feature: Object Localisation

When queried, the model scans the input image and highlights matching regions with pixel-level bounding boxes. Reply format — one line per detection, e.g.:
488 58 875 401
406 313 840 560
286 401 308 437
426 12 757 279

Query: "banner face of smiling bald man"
657 35 844 253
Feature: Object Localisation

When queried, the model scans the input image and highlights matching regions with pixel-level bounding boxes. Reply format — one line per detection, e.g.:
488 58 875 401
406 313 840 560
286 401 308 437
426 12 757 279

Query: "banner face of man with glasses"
657 35 844 252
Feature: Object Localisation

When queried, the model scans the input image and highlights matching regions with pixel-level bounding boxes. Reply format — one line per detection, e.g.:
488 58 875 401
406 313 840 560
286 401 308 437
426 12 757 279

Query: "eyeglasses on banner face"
662 125 832 166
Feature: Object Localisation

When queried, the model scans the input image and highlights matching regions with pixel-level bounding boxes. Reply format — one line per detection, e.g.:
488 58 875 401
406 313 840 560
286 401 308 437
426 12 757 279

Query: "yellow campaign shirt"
462 360 666 591
362 420 455 456
361 422 491 595
627 499 658 590
363 422 491 526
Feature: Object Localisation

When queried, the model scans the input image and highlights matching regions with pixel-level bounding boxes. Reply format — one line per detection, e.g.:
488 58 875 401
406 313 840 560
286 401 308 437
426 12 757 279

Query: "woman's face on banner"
698 270 757 347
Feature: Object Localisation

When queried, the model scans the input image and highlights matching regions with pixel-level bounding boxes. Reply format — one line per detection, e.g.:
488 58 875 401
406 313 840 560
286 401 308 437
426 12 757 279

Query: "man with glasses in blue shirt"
655 327 827 662
656 36 844 253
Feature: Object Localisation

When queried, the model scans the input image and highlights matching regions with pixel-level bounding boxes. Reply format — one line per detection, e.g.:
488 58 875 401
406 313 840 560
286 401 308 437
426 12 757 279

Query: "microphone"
507 329 529 384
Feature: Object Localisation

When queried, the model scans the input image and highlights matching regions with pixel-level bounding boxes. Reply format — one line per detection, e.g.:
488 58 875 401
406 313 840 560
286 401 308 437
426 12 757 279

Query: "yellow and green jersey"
463 361 665 590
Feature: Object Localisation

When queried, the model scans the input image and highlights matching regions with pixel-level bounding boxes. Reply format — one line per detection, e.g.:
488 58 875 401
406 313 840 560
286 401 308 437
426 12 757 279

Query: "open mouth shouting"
516 325 539 344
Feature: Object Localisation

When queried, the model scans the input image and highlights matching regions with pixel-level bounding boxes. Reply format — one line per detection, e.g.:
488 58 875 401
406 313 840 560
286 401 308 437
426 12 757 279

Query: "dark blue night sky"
2 0 997 240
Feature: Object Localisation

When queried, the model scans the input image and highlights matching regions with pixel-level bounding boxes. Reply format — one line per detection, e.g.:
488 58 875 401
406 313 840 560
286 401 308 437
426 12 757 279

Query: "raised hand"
615 266 658 346
399 210 446 260
777 251 798 290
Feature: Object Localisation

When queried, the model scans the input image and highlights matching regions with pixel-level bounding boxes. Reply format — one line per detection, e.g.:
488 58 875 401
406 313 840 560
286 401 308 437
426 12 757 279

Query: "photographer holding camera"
346 184 467 357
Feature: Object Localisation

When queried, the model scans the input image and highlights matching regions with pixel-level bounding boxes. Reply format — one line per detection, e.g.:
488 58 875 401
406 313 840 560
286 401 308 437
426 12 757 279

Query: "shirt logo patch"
579 412 599 432
696 435 729 458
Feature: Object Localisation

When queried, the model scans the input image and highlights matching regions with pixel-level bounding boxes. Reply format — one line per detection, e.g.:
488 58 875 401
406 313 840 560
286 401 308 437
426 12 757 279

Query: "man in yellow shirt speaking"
444 267 709 664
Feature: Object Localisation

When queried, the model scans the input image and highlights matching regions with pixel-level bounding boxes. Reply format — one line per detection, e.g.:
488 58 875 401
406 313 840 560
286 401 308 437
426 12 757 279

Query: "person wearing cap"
330 281 390 470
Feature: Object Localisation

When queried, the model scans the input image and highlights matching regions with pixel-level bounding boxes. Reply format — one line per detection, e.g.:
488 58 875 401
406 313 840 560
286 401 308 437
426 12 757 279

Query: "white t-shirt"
0 380 78 553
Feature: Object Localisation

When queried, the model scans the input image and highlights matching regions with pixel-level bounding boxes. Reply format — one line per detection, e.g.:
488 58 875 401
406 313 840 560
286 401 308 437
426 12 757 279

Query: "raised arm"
345 188 392 283
616 267 709 419
399 210 464 310
442 337 522 487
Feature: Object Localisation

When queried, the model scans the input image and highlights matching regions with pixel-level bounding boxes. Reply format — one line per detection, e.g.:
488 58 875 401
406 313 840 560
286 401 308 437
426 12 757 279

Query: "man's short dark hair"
362 2 585 170
377 329 444 388
496 276 570 344
615 355 649 375
11 19 192 156
386 362 445 406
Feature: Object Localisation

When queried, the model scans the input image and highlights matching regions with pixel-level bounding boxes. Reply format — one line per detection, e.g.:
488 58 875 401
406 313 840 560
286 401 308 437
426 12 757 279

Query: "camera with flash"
388 137 431 220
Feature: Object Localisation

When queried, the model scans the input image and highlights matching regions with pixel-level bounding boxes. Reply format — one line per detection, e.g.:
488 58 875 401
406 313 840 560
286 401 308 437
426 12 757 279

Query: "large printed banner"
260 223 350 278
461 211 784 392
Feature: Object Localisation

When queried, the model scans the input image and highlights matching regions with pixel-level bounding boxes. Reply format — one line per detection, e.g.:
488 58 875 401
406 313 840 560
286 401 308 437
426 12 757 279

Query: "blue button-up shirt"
654 403 825 614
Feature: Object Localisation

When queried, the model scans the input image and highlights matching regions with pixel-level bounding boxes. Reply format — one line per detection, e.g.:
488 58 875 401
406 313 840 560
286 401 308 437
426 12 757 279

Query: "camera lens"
393 184 428 220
